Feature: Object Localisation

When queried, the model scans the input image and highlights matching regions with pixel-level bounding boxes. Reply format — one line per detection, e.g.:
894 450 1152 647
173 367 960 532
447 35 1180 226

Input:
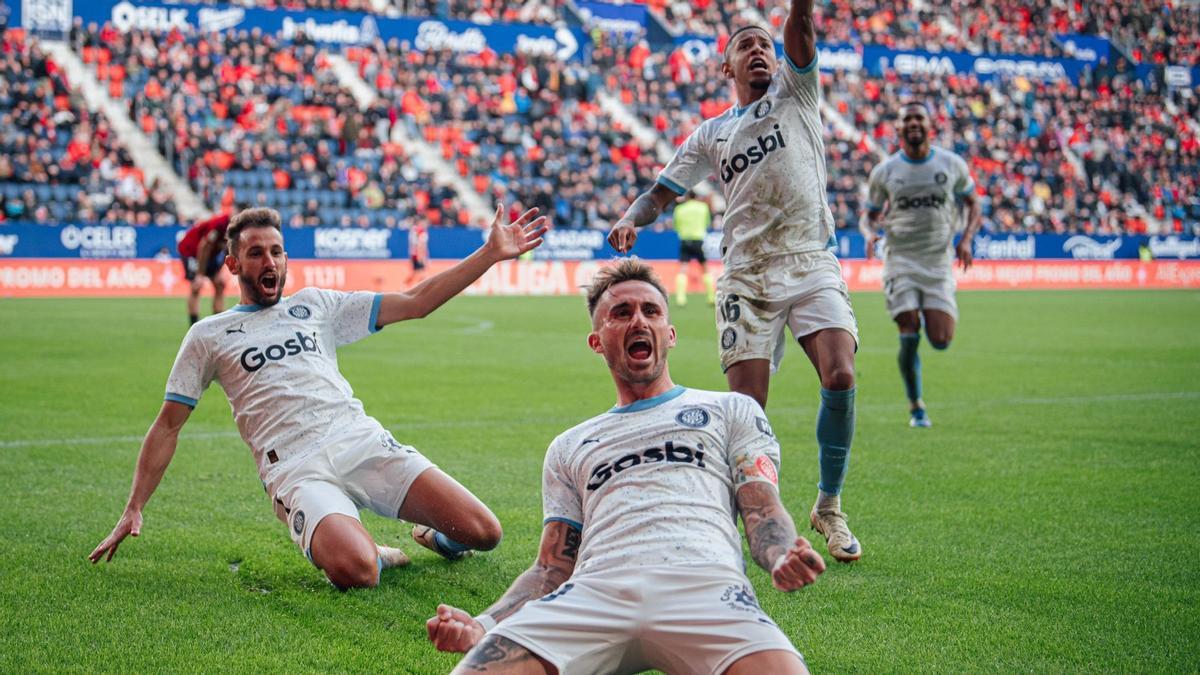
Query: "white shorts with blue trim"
267 417 436 560
716 250 859 373
490 566 803 675
883 268 958 320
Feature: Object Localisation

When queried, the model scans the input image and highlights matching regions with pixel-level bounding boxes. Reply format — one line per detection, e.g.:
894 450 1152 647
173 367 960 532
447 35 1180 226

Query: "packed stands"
0 29 173 225
74 22 470 228
348 40 662 230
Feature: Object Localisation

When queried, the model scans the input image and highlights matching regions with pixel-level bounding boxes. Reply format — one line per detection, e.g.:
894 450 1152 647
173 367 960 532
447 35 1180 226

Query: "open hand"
485 205 548 262
89 508 142 564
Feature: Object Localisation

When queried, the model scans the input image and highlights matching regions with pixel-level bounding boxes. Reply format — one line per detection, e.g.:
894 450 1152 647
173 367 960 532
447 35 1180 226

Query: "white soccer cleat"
411 525 473 561
810 507 862 563
377 545 411 569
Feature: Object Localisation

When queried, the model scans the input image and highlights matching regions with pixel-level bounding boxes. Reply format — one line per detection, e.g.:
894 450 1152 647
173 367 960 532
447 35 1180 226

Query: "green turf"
1 291 1197 673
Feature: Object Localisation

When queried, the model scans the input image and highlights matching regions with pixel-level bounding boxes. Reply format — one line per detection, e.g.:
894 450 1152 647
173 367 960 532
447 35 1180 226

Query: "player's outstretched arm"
607 183 679 253
736 481 826 591
956 192 983 270
89 401 192 563
427 520 580 653
783 0 817 70
375 205 547 326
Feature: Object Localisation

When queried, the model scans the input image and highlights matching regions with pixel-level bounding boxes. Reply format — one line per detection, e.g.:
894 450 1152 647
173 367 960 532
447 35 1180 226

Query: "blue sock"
817 387 855 496
376 556 383 582
434 531 472 555
898 333 922 404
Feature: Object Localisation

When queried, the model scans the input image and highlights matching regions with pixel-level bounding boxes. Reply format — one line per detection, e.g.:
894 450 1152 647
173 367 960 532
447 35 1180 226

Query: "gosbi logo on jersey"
719 124 787 183
586 440 705 491
894 194 947 210
239 331 321 372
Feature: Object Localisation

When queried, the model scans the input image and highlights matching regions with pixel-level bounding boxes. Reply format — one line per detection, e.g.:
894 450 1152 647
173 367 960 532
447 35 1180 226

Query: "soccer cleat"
810 507 862 563
411 525 472 561
909 408 932 428
377 545 411 569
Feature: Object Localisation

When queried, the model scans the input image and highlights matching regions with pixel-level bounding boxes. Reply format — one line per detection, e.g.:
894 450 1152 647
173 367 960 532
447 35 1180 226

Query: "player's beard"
241 269 287 307
609 333 667 386
749 76 771 92
904 126 926 148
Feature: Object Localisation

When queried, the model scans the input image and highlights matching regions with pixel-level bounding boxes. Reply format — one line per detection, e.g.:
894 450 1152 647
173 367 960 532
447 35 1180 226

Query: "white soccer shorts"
267 417 436 559
715 250 859 373
490 566 803 675
883 269 959 320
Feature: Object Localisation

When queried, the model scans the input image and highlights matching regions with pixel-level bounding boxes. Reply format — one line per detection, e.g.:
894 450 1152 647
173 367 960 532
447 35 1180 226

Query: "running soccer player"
89 206 547 590
427 259 825 674
672 191 716 306
861 102 981 428
607 0 862 562
407 223 429 288
178 211 231 324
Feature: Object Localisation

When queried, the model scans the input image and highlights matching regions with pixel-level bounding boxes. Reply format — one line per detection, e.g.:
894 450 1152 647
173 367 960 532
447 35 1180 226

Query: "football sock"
434 531 472 555
703 273 715 304
189 313 199 325
817 387 855 496
898 333 922 404
675 272 688 305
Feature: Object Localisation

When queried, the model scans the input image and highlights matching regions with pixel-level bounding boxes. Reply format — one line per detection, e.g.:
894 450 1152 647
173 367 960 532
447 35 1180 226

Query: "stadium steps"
40 41 207 221
324 52 492 225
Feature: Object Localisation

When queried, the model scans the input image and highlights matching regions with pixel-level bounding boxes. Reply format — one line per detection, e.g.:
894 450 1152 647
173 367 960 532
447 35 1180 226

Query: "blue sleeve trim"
784 52 817 74
657 176 687 196
165 392 198 408
368 293 383 333
867 203 884 213
544 517 583 532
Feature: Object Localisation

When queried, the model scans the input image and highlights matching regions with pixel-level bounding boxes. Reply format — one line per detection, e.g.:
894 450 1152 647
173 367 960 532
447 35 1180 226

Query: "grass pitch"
1 290 1197 673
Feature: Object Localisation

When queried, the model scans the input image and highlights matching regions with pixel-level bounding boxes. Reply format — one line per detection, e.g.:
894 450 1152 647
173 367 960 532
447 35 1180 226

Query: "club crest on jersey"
721 327 738 350
753 99 772 119
288 305 312 320
935 171 948 184
293 510 305 535
675 408 710 428
719 124 786 183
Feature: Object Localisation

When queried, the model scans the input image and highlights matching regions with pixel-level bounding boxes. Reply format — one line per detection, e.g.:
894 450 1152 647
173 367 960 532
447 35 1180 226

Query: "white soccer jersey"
657 55 835 271
164 287 383 480
866 147 975 274
542 386 781 577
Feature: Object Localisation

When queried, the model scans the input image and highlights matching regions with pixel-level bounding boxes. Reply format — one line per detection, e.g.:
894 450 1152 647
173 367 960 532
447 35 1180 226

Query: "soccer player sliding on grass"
89 206 547 589
428 259 825 674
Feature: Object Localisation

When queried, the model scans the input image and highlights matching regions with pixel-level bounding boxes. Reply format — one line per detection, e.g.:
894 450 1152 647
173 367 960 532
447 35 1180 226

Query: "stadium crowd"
2 2 1196 236
0 29 175 225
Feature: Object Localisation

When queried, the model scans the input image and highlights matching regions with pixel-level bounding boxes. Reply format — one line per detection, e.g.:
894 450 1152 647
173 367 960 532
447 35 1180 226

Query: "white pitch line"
4 391 1197 450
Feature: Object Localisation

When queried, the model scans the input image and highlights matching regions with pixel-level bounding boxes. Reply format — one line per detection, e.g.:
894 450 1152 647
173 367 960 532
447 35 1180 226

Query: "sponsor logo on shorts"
586 441 706 491
675 408 710 428
293 510 306 535
379 432 412 454
288 305 312 320
721 327 737 350
720 583 762 612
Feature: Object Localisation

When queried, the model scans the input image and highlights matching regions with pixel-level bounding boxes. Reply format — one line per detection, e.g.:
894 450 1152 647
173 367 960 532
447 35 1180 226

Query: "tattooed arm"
607 182 679 253
427 521 581 653
736 481 826 591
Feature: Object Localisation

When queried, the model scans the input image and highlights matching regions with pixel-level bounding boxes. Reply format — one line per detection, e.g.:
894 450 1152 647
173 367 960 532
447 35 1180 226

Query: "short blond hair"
585 258 670 317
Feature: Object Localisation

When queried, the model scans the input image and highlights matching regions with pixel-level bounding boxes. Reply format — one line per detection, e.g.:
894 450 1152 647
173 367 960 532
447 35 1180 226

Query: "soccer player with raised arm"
861 102 981 428
89 206 547 589
427 259 825 674
607 0 862 562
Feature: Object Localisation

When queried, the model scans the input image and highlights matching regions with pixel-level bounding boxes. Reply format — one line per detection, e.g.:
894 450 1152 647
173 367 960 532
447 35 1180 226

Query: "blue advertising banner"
575 1 648 37
862 45 1089 83
1054 33 1110 63
2 224 1198 261
62 0 589 61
